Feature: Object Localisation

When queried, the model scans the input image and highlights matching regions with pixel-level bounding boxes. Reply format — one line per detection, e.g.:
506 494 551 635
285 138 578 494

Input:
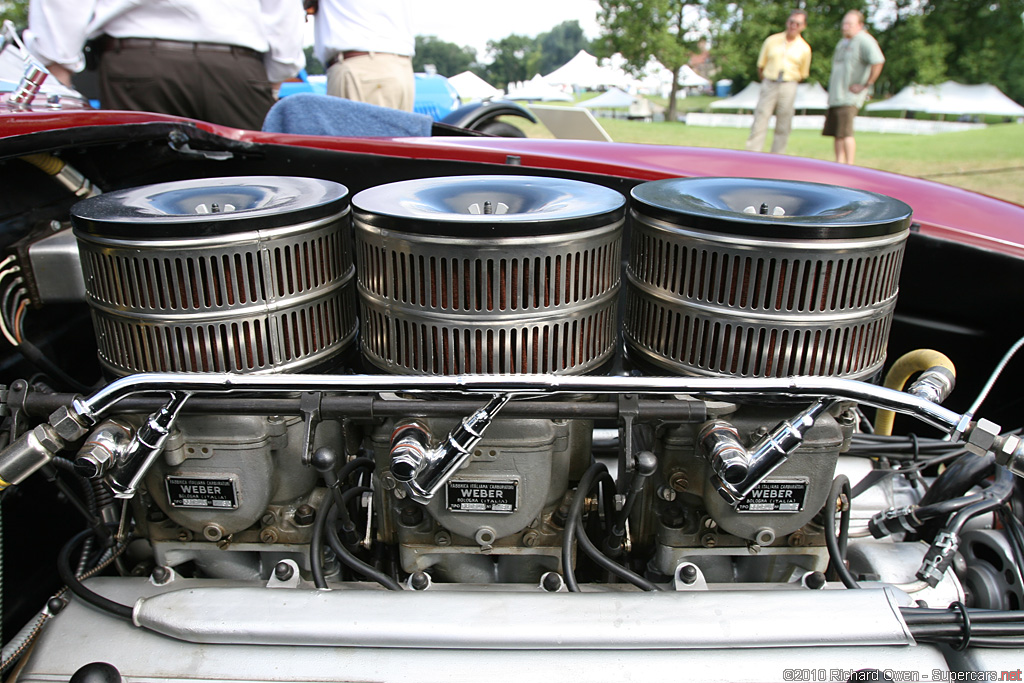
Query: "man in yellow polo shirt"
745 10 812 154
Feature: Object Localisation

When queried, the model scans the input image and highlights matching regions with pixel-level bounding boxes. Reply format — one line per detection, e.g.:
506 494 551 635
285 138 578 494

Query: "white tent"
544 50 631 91
448 71 502 101
866 81 1024 117
506 74 573 102
793 82 829 110
579 87 636 109
711 82 828 111
677 65 710 88
709 82 760 110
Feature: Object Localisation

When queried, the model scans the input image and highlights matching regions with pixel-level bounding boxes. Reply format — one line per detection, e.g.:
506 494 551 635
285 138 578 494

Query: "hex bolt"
836 409 857 427
294 504 316 526
260 528 279 544
274 561 294 582
678 564 698 585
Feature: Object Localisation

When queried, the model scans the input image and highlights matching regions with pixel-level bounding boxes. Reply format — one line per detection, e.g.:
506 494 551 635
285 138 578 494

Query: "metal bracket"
618 393 640 492
300 392 323 466
1 379 29 439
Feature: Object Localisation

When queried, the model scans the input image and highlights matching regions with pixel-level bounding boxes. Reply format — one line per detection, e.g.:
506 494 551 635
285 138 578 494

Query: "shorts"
822 106 857 138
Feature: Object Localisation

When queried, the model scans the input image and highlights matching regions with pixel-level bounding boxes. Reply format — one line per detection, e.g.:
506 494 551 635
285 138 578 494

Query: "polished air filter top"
625 177 912 379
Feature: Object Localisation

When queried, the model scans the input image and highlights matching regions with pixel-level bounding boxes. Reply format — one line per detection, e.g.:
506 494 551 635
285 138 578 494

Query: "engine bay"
1 122 1024 681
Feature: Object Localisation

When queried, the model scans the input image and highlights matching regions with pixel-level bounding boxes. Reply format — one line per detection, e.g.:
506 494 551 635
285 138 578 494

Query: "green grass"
509 100 1024 206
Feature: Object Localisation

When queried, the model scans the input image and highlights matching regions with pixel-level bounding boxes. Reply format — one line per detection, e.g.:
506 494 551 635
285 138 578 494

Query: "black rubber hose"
596 469 617 536
562 462 609 592
575 511 661 591
57 528 133 621
336 456 375 485
323 487 402 591
50 457 98 515
310 490 331 589
918 452 995 507
902 608 1024 624
944 465 1015 537
309 458 376 589
914 491 989 521
825 475 860 589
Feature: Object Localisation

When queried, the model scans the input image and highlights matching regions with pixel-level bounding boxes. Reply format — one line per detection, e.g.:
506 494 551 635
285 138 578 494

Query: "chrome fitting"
107 392 190 498
389 422 430 484
74 418 135 479
0 423 64 489
965 418 1001 456
48 404 92 442
993 433 1024 478
906 366 955 405
698 420 750 485
393 394 511 504
714 399 831 506
917 530 959 588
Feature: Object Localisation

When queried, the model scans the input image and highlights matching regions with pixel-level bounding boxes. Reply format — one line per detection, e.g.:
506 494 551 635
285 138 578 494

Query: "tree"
535 21 590 75
597 0 705 121
870 3 948 97
919 0 1024 105
484 34 538 88
0 0 27 29
303 47 324 76
413 35 477 77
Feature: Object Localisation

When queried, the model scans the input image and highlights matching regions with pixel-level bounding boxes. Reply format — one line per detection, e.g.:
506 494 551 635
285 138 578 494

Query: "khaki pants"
745 79 798 154
327 53 415 112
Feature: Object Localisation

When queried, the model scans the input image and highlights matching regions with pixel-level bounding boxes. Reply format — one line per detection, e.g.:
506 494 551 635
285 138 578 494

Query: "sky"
305 0 604 63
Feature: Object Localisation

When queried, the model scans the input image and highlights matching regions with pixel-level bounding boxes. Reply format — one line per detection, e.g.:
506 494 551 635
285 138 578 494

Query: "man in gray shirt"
822 10 885 164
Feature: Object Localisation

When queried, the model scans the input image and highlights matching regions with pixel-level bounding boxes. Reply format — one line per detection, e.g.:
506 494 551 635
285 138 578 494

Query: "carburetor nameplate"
446 479 519 513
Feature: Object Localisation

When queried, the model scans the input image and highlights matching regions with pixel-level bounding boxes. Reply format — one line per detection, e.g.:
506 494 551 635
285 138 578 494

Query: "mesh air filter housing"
353 176 625 375
72 176 357 376
625 177 912 379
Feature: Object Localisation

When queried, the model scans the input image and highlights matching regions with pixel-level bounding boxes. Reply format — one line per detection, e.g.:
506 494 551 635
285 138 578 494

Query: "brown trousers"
98 41 276 131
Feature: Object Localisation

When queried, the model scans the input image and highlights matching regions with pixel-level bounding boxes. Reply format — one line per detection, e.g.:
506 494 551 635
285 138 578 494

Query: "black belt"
102 37 262 59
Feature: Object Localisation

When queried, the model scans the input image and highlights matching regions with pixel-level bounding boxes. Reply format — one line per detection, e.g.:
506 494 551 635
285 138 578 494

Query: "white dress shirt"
25 0 305 82
313 0 414 65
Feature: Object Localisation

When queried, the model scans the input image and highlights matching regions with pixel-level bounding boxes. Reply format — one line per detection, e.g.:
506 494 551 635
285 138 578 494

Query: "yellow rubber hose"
20 153 65 175
874 349 956 436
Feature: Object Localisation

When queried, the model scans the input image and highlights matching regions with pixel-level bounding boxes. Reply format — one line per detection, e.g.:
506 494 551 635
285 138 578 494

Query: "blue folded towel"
263 93 433 137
